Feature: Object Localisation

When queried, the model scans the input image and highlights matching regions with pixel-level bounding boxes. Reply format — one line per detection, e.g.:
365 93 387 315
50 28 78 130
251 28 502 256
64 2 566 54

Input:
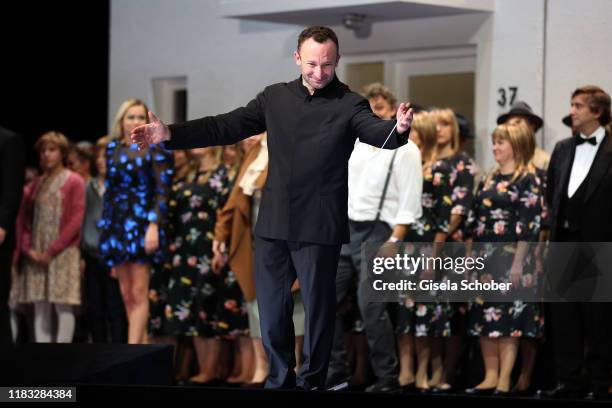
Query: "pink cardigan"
18 170 86 260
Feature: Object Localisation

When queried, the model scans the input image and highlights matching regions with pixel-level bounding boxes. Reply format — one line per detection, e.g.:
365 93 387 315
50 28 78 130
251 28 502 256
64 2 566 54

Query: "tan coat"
214 144 299 302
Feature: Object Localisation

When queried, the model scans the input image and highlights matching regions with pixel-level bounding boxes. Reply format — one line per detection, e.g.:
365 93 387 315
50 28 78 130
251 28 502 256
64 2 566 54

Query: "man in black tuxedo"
0 126 25 347
544 85 612 399
131 26 414 390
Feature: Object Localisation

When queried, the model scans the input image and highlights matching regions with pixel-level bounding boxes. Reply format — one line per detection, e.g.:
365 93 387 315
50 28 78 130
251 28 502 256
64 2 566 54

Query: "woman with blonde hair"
505 120 543 395
16 131 86 343
396 112 453 392
429 108 479 392
99 98 173 344
465 123 543 395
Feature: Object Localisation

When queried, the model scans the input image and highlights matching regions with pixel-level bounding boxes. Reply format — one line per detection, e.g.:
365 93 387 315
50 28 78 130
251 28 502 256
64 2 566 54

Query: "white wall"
109 0 299 125
479 0 545 171
544 0 612 149
110 0 612 172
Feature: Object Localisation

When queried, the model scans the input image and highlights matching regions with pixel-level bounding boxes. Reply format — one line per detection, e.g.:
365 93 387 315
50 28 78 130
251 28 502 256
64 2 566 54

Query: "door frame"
337 45 477 103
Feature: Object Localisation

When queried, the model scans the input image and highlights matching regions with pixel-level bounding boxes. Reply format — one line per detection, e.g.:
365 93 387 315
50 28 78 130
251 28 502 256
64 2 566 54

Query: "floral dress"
160 165 245 338
443 151 478 333
467 171 544 338
445 151 478 242
148 170 193 336
18 170 84 305
98 140 173 267
396 160 453 337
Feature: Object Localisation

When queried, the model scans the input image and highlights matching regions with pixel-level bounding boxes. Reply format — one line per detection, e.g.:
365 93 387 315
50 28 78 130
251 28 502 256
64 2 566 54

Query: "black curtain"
0 1 110 166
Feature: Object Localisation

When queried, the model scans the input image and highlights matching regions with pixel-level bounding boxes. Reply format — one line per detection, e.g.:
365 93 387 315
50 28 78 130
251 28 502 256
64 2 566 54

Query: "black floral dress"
148 170 193 336
445 151 478 242
443 151 478 333
467 171 544 338
99 140 173 268
160 165 246 338
396 160 453 337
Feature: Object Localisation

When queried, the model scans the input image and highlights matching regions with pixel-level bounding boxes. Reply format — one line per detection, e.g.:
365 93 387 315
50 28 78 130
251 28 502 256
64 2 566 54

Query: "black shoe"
242 381 266 389
431 385 454 394
365 380 401 393
585 390 610 400
493 389 510 396
465 387 495 395
347 382 367 391
540 383 583 399
326 372 350 388
400 382 416 393
328 382 350 391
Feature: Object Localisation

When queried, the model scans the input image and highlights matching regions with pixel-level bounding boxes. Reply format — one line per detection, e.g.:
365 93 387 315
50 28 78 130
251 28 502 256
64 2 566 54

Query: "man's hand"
396 103 414 134
0 227 5 246
130 111 171 150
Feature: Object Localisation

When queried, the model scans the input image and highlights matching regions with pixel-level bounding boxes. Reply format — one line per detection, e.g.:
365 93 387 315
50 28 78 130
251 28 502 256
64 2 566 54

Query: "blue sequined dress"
98 140 173 267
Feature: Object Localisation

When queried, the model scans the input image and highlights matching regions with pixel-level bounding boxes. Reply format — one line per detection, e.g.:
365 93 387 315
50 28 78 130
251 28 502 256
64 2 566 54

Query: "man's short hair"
360 83 397 108
297 26 339 53
572 85 611 126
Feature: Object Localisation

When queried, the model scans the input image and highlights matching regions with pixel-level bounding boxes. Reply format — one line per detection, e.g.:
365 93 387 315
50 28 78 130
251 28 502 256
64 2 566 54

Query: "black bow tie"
575 136 597 146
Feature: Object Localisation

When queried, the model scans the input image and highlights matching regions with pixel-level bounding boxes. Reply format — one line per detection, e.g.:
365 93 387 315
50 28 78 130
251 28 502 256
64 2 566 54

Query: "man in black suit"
0 126 25 347
131 26 413 390
544 85 612 399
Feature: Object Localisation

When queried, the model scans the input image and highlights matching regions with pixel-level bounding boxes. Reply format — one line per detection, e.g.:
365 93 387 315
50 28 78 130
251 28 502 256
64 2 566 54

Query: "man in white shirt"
544 85 612 400
327 83 422 392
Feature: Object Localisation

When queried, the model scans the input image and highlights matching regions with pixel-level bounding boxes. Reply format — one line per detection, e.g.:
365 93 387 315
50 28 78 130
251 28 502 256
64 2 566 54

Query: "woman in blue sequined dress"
99 98 173 344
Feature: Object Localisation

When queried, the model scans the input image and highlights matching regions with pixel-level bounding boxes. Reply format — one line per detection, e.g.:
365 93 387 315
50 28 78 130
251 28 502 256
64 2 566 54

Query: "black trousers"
548 228 612 393
254 236 341 390
327 220 398 385
549 302 612 393
0 254 12 347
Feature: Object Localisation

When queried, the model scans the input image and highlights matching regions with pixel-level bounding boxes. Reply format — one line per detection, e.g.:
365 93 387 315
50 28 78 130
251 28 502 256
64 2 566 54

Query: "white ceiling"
220 0 493 26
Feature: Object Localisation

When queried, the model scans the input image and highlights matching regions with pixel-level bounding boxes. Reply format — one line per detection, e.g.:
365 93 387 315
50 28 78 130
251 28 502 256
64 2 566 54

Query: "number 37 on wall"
497 87 518 108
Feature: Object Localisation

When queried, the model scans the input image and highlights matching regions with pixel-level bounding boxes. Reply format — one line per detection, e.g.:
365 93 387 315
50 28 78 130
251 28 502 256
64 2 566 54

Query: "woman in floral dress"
396 112 453 391
162 146 240 384
17 131 85 343
465 123 543 395
430 108 479 391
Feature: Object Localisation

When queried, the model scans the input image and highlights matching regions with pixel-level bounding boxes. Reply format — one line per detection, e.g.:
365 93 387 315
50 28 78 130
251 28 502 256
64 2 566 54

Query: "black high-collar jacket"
167 76 408 244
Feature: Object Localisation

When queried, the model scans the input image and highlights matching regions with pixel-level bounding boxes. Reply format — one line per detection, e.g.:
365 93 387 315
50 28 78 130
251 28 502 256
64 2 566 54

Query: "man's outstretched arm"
131 92 266 150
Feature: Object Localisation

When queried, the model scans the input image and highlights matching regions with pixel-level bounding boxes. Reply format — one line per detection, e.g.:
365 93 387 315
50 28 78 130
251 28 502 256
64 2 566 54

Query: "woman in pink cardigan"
15 131 85 343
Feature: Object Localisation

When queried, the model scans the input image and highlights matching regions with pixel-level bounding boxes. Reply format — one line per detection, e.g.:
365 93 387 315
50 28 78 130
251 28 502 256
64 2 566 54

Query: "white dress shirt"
348 139 423 227
567 126 606 197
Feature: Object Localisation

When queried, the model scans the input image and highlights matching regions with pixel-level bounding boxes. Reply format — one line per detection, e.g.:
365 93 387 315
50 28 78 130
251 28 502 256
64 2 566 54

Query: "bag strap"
374 149 398 222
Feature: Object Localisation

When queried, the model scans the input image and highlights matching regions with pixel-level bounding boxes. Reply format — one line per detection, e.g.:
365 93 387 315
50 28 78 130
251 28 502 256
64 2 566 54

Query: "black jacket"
167 76 408 244
546 131 612 242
